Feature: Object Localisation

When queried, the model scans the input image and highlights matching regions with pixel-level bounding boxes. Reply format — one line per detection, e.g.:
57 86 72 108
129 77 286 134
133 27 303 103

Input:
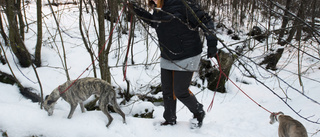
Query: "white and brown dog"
270 112 308 137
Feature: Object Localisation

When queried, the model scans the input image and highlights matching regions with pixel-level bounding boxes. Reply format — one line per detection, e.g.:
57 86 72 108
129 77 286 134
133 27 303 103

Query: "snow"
0 1 320 137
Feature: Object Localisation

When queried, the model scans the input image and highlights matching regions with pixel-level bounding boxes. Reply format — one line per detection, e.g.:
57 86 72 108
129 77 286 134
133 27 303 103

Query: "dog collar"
274 112 281 122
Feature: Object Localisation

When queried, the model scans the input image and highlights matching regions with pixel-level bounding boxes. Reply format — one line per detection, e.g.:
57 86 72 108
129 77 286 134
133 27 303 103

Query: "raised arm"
183 0 218 58
128 2 157 28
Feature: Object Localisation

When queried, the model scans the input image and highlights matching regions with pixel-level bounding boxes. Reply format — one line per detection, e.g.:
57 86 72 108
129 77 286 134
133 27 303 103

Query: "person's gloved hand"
205 28 218 58
207 37 218 58
125 0 138 11
207 46 217 58
203 19 218 58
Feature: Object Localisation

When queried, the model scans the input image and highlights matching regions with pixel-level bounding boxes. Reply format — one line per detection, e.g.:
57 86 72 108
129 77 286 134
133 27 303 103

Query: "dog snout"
47 109 53 116
44 106 54 116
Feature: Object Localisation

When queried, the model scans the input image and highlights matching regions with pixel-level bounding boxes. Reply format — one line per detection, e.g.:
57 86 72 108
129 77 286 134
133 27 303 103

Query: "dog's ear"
45 95 49 100
47 100 55 105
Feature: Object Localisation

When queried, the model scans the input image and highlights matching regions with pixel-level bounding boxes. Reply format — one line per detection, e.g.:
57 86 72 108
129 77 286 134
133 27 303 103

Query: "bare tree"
16 0 25 40
0 11 8 46
79 0 97 77
34 0 42 67
96 0 107 81
277 0 292 45
46 0 70 80
5 0 31 67
0 0 8 46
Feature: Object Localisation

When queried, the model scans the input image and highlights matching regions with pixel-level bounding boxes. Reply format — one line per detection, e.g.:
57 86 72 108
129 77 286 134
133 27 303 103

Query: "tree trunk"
304 0 317 41
0 71 41 103
97 0 106 80
294 0 306 41
0 13 8 46
285 0 305 44
35 0 43 67
259 48 284 71
277 0 292 45
104 22 113 83
47 0 70 80
99 0 119 83
16 0 25 40
79 0 97 78
199 50 236 93
6 0 31 67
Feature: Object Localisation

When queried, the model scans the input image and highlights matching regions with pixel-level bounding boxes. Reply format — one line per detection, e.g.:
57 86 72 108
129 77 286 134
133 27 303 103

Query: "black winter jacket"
132 0 217 60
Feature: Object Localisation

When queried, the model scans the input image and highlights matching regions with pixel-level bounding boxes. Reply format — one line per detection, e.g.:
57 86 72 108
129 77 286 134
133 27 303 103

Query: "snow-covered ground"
0 1 319 137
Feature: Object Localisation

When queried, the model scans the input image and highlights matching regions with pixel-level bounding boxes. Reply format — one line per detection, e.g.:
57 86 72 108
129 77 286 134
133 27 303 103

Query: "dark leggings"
161 68 203 122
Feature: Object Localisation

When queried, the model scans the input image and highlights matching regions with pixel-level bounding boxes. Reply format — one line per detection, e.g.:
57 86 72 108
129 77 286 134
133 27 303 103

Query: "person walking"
128 0 218 128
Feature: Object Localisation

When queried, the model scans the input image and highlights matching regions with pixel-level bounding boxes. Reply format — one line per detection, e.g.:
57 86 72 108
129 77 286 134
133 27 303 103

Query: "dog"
43 77 126 127
270 112 308 137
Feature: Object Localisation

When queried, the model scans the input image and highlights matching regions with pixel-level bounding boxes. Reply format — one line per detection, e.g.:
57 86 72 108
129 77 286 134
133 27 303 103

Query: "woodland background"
0 0 320 136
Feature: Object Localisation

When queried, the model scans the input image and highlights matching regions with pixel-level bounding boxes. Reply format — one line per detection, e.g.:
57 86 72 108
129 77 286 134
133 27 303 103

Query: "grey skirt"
160 54 201 72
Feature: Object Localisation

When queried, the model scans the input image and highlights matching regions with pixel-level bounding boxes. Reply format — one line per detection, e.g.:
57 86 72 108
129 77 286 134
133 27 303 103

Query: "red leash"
207 53 222 112
59 5 126 95
123 15 133 81
206 53 273 114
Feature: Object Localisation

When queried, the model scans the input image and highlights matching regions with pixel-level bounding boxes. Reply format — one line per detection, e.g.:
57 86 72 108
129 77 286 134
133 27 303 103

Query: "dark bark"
0 13 8 46
0 46 5 65
285 0 307 44
199 50 236 93
19 87 42 103
103 0 119 83
0 70 17 86
277 0 292 45
84 96 99 111
34 0 43 67
16 0 25 40
97 0 106 80
6 0 31 67
0 71 41 102
259 48 284 71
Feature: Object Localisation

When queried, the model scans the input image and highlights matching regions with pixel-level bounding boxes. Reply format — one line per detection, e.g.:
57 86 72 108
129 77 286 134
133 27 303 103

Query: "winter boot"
160 121 177 126
163 96 177 123
193 111 205 127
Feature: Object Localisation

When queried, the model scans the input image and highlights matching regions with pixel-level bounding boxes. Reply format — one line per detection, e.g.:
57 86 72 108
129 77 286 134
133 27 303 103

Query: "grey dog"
43 77 126 127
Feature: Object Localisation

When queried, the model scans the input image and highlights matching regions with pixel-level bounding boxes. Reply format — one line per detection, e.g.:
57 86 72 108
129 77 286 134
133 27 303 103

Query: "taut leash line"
207 53 273 114
59 5 126 95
